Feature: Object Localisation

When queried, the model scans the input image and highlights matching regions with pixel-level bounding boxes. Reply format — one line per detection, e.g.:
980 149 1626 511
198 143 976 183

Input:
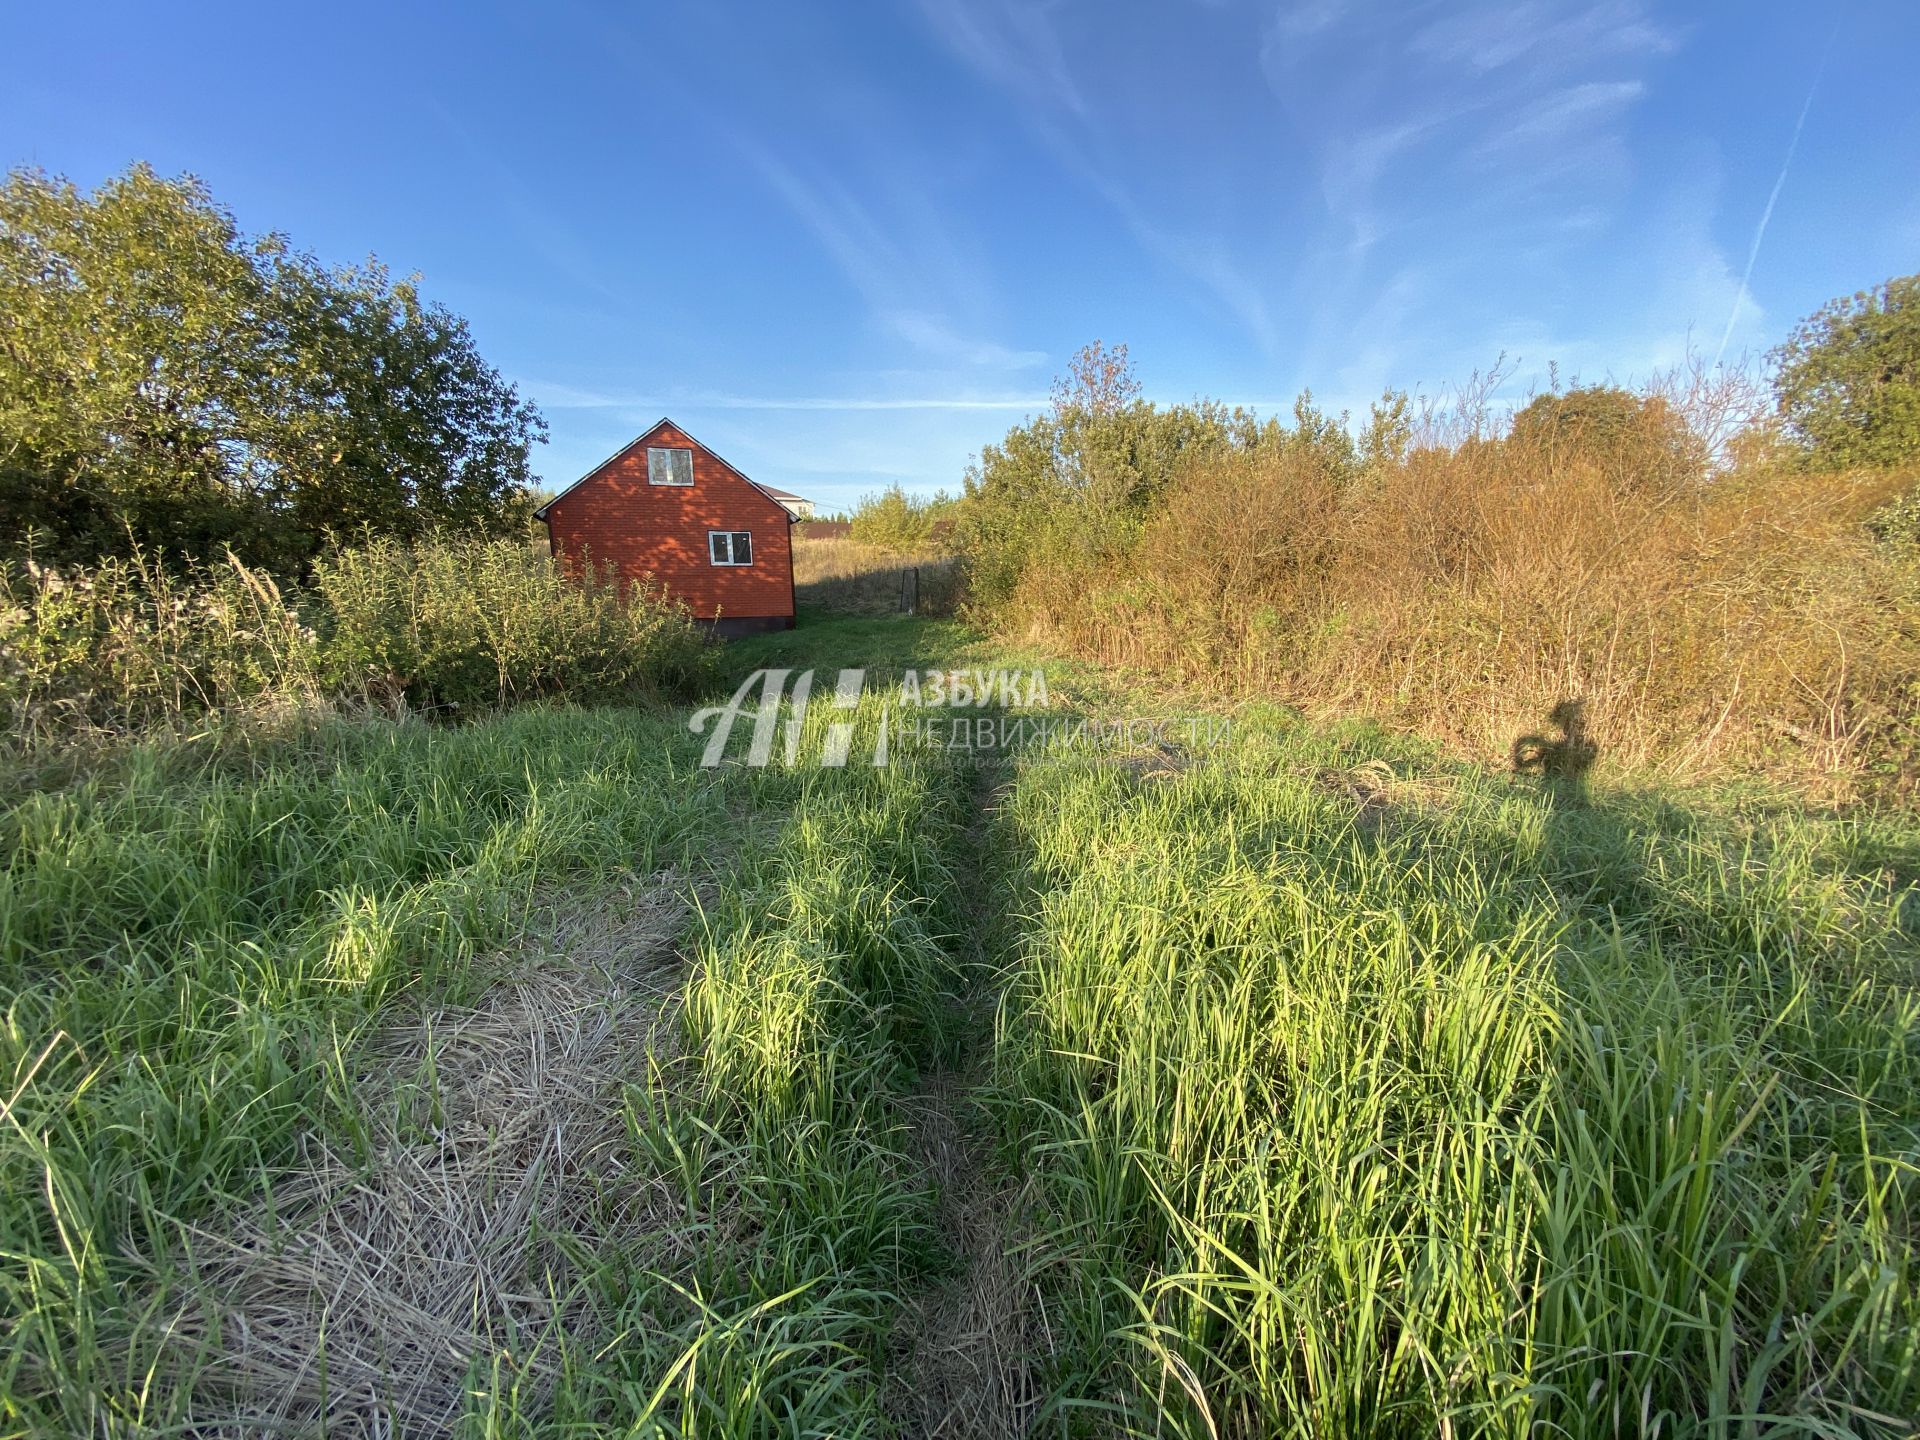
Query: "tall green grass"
9 605 1916 1435
0 705 763 1432
1 612 991 1436
990 713 1920 1435
471 692 978 1436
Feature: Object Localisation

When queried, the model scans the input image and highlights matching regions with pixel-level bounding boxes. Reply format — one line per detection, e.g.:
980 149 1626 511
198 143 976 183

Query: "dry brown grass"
793 537 961 617
137 872 696 1437
1004 443 1920 793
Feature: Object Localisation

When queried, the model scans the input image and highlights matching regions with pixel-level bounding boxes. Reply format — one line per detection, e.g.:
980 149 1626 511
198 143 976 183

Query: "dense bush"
1507 383 1704 493
315 538 714 712
846 483 957 552
955 344 1920 790
1870 477 1920 548
0 549 319 732
1 537 713 743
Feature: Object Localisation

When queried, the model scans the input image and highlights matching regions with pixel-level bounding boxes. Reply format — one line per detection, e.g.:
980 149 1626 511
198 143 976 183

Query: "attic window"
648 446 693 486
708 530 753 566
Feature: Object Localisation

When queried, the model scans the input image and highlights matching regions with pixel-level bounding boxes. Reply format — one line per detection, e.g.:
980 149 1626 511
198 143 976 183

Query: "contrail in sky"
1714 37 1836 368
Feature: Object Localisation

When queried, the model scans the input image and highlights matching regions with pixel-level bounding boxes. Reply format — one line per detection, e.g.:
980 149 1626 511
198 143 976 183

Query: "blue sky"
4 2 1917 510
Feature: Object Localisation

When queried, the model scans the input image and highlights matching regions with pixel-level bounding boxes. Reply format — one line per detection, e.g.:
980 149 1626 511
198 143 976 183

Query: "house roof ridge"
532 416 792 522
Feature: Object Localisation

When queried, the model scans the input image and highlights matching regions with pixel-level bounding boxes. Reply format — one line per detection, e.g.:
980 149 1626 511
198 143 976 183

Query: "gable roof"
756 484 813 505
532 416 794 522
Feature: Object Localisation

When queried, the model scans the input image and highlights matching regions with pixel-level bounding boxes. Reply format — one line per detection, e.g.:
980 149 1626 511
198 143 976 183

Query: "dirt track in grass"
884 762 1044 1440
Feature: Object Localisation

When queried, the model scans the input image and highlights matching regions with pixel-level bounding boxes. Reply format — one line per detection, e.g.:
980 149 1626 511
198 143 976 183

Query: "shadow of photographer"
1513 698 1599 807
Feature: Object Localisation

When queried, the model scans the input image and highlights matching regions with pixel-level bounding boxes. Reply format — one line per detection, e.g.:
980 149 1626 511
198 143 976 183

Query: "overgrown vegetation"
2 611 1916 1433
793 534 963 618
0 639 986 1434
314 537 713 712
536 696 974 1433
0 164 544 574
953 312 1920 792
1 535 713 744
4 151 1919 1435
0 705 752 1431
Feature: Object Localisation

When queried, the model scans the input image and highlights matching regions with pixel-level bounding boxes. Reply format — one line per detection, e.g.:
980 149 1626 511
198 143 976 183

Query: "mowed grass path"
3 610 1917 1435
0 705 786 1430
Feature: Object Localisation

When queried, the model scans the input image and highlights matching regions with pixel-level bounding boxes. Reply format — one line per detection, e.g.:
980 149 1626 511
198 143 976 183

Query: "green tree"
1771 274 1920 469
1358 389 1413 477
1284 390 1359 480
1508 383 1704 492
0 164 544 572
848 483 955 551
956 343 1284 609
1049 339 1142 415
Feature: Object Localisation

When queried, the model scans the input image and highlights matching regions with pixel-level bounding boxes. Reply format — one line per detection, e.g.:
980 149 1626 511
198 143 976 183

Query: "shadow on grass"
715 608 990 688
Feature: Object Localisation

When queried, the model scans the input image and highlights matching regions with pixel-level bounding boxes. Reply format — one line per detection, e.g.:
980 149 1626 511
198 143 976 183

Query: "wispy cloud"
1470 80 1645 163
1250 0 1697 389
534 379 1341 421
911 0 1090 117
1269 0 1347 41
1409 1 1678 74
912 0 1284 350
880 310 1047 369
1107 201 1281 352
732 132 1039 373
914 0 1685 370
1320 112 1469 249
1262 1 1675 238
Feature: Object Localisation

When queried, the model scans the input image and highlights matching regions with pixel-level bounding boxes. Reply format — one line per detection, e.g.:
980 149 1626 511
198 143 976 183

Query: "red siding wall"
544 423 794 622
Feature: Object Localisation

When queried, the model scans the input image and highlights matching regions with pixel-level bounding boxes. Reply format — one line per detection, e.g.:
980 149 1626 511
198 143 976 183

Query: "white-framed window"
648 446 694 486
708 529 753 566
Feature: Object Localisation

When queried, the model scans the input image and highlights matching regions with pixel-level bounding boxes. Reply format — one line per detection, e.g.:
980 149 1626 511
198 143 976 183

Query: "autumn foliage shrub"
1111 445 1918 781
961 347 1920 790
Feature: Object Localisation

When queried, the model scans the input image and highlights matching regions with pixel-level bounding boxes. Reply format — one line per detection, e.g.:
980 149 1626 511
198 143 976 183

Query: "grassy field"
2 611 1916 1436
791 538 962 618
0 705 782 1430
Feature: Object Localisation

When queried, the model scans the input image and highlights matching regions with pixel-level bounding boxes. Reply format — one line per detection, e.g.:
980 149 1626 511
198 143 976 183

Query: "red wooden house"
536 418 798 636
